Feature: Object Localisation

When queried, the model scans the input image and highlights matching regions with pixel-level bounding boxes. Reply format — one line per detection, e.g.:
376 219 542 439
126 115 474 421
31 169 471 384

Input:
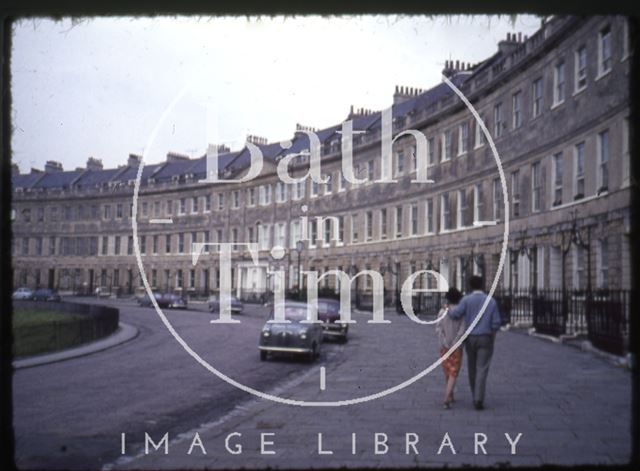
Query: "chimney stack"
247 135 268 146
166 151 190 162
44 160 63 173
127 154 142 167
87 157 104 171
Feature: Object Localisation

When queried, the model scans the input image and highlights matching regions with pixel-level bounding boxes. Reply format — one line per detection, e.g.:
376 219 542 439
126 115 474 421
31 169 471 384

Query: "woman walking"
436 287 465 409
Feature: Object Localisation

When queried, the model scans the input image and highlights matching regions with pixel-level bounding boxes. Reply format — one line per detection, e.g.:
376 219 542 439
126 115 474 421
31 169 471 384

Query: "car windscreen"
270 306 309 322
318 301 339 314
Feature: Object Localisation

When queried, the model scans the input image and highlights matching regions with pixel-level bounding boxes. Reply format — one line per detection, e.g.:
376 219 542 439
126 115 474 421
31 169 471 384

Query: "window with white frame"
203 231 210 253
338 171 346 191
531 161 542 212
574 142 585 199
575 45 587 91
511 170 520 217
178 233 185 253
395 206 403 237
475 115 486 148
442 130 452 161
457 190 467 228
458 122 469 155
231 228 238 248
259 224 271 250
597 238 609 289
410 203 418 235
247 188 256 206
205 194 211 212
553 60 566 105
396 150 405 175
311 180 319 197
351 214 359 243
276 181 288 202
493 178 503 221
366 211 373 241
362 161 372 182
290 220 301 248
218 193 225 210
427 137 436 166
473 183 483 223
512 91 522 129
494 102 503 137
337 215 344 243
324 175 333 194
410 146 417 172
179 198 186 215
441 193 451 230
597 130 609 192
532 77 543 118
598 24 612 76
552 152 563 206
295 180 305 200
426 198 434 233
259 185 272 205
380 208 387 239
232 191 240 208
275 223 286 247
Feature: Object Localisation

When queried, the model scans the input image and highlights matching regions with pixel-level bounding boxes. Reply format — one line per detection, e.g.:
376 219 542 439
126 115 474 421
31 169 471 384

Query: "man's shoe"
474 401 484 410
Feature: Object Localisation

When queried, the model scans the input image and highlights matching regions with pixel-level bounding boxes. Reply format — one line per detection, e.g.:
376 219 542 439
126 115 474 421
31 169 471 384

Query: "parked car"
12 287 34 300
138 292 188 309
208 294 244 314
259 301 324 362
164 293 188 309
317 297 349 342
32 288 61 302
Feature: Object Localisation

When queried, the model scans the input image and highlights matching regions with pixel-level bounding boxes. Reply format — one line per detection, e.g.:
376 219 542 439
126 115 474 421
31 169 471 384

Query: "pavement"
102 307 632 469
13 322 139 369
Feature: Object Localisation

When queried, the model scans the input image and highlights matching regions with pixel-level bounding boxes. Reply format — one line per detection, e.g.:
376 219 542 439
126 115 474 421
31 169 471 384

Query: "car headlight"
299 331 308 339
262 331 270 337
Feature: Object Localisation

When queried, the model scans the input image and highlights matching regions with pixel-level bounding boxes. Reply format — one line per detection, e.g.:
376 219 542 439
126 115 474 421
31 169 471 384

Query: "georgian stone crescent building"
11 16 632 301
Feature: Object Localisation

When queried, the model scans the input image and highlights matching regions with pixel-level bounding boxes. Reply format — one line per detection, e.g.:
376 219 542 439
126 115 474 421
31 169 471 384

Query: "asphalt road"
12 297 347 470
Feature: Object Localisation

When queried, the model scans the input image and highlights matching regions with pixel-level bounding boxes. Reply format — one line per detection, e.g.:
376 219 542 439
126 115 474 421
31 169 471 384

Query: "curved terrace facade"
11 15 631 302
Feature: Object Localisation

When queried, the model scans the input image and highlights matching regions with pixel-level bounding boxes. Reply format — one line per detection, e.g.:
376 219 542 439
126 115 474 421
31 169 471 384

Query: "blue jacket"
448 291 501 335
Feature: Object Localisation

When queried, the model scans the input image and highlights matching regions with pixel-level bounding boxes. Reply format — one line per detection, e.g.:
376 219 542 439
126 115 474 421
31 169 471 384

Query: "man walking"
448 275 501 410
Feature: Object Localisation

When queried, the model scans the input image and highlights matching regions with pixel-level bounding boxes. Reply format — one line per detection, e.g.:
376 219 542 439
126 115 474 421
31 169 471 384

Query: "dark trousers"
464 334 495 404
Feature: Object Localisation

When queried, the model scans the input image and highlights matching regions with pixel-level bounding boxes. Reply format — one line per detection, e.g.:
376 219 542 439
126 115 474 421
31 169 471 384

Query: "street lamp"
295 240 304 292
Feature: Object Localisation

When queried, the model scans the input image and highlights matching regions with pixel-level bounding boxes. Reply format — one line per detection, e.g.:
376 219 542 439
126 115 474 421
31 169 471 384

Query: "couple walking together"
435 275 501 410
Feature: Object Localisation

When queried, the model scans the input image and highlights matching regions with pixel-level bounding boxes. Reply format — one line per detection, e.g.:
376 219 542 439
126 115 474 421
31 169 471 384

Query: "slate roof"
32 169 85 189
11 70 474 191
12 172 44 190
74 168 124 188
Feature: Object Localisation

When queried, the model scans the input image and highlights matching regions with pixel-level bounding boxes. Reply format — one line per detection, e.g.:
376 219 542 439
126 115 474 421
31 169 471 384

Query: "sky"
11 15 542 173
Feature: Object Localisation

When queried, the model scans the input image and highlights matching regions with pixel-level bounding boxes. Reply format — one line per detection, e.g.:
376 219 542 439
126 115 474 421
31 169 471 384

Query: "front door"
48 268 55 289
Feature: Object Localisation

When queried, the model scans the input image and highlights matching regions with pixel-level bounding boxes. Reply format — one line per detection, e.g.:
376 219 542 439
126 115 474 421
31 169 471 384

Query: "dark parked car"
32 288 61 302
138 292 188 309
208 294 244 314
259 301 324 362
317 298 349 342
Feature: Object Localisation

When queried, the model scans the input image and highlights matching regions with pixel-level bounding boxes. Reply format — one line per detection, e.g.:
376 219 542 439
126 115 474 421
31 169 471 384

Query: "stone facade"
11 16 631 300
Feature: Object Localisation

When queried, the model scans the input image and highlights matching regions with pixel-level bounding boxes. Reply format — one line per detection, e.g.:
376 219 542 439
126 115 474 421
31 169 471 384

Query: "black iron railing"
495 288 630 356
